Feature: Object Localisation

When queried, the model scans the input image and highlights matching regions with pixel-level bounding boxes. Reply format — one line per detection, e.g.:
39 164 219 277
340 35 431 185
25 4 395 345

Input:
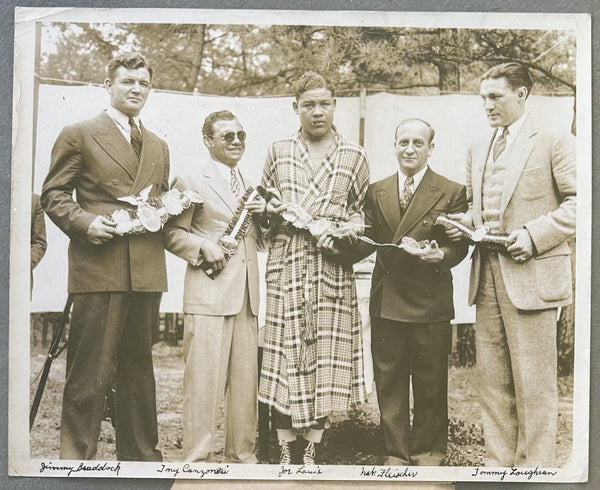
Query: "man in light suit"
42 52 169 461
164 110 266 463
446 62 576 467
351 118 468 465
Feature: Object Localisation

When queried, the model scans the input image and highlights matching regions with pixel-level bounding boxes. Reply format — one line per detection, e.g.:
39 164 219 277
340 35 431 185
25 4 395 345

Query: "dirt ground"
29 341 573 466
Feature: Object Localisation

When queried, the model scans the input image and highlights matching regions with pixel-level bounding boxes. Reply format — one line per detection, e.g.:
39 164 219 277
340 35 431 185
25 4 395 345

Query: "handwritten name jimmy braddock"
360 466 418 478
40 461 121 477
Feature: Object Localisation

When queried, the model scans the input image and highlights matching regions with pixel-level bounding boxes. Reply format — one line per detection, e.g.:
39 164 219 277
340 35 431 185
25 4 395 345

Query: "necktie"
129 117 142 158
230 167 241 198
400 176 414 212
493 127 509 161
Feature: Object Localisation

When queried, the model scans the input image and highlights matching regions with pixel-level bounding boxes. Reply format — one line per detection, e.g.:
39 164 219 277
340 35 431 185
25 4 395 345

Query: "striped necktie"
129 117 142 158
230 167 241 198
493 127 509 161
400 176 414 212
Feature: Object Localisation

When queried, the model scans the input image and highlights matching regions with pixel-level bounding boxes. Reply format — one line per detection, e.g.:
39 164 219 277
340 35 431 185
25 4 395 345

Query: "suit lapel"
130 123 162 195
375 174 401 235
204 161 237 214
471 136 493 227
91 112 139 181
392 168 443 243
500 117 536 211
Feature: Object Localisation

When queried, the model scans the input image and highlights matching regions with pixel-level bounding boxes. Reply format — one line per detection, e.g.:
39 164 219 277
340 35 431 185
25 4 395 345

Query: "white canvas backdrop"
30 84 574 327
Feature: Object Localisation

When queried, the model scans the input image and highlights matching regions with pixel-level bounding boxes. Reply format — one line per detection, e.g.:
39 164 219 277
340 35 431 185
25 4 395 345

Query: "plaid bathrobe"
258 129 370 428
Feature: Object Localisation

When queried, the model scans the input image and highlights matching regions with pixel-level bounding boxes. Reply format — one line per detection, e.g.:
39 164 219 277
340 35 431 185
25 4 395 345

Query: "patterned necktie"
230 167 241 198
129 117 142 158
400 176 414 212
493 126 509 161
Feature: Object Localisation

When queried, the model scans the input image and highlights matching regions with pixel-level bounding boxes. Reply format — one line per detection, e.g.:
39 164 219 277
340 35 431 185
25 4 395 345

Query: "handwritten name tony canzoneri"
156 463 230 478
40 461 121 477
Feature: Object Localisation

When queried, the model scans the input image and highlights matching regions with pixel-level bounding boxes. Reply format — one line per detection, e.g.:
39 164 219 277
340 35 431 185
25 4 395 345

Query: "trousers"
60 291 162 461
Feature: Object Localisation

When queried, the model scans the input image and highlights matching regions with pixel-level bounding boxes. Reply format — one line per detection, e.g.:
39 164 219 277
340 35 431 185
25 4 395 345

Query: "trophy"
434 214 514 250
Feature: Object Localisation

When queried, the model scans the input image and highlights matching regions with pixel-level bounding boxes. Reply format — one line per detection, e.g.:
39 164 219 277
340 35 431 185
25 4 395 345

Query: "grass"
29 341 573 466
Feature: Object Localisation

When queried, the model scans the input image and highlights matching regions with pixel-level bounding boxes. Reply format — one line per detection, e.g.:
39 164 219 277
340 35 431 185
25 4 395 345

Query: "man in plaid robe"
258 71 369 465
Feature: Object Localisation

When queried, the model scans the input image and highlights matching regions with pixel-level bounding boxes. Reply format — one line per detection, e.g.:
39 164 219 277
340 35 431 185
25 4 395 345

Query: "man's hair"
202 110 237 138
107 52 153 81
481 62 533 97
395 118 436 144
293 71 335 99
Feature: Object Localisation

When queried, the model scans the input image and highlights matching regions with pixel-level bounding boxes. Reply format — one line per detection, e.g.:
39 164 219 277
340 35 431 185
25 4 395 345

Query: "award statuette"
434 214 514 250
110 185 203 235
203 186 265 279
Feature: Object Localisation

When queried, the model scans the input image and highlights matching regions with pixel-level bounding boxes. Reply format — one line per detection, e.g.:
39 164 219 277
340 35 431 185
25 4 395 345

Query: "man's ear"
104 78 112 93
202 135 213 150
517 86 528 101
428 142 435 157
292 100 298 114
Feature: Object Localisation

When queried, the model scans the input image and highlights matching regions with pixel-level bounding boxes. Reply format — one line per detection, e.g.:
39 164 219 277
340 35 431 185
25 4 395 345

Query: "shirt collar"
105 105 141 130
398 164 428 192
211 157 240 183
496 111 527 141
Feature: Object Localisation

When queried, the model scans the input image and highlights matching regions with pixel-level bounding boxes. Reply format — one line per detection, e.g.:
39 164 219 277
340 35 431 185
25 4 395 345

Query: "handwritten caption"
472 467 558 481
360 466 418 478
277 465 324 478
156 463 230 478
40 461 121 477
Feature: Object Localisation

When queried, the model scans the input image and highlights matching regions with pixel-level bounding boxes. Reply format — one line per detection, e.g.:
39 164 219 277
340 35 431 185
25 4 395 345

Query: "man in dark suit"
356 118 468 466
30 193 47 295
42 52 169 461
445 63 576 467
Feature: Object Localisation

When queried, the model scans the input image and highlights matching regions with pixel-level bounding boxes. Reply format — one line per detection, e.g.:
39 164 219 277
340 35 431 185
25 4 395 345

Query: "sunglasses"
217 131 247 143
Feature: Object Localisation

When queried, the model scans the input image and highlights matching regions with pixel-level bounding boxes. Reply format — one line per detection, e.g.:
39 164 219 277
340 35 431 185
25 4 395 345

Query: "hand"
316 232 344 257
506 228 534 263
403 239 445 263
200 240 227 271
266 197 286 217
87 215 120 245
245 195 267 215
444 212 473 241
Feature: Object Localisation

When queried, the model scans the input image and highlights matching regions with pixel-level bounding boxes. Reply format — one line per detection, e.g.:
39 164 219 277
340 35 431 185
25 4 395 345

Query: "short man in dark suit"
42 52 169 461
354 118 468 465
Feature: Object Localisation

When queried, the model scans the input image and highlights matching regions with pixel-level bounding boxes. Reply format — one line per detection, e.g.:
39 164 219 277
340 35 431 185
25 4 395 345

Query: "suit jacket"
42 112 170 293
467 116 576 310
364 168 468 323
31 193 47 271
163 161 263 317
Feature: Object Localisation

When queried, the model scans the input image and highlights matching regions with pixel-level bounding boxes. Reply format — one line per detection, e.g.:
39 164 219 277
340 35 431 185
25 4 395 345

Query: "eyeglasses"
217 131 247 143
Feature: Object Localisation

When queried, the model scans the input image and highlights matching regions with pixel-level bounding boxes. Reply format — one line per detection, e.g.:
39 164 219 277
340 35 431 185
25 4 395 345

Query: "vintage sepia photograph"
9 6 591 483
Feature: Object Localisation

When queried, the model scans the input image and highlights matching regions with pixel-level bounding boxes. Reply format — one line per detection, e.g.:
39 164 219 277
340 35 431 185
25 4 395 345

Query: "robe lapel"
392 168 443 243
298 133 337 214
500 118 536 211
204 161 237 214
91 112 139 181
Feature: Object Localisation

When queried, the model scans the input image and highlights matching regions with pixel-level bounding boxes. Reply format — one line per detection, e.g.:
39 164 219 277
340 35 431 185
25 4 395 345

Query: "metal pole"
359 86 366 147
31 21 42 191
